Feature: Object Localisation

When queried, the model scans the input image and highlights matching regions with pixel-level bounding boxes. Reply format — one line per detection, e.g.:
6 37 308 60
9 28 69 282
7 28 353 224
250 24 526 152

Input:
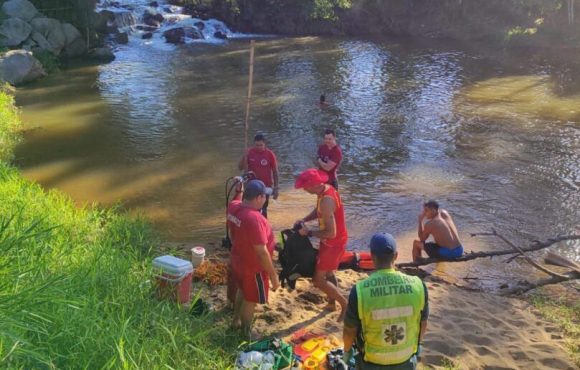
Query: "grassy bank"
0 88 239 368
529 291 580 367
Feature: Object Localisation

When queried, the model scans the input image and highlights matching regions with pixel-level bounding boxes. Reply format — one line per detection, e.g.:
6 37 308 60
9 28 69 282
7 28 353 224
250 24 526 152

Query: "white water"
97 0 270 46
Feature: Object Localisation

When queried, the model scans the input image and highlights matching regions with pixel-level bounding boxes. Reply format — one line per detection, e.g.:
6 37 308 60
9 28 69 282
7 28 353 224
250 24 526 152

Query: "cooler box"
153 255 193 305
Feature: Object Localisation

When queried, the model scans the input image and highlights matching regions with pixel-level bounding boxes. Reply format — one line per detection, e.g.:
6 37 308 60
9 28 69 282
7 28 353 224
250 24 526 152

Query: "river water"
13 11 580 286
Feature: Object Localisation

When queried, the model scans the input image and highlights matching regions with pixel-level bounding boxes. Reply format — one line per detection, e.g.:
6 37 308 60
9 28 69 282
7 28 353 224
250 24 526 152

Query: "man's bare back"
425 210 461 249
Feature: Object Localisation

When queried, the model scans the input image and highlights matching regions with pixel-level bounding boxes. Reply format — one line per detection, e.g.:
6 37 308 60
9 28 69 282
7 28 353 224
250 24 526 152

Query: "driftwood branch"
499 271 580 295
488 228 570 279
396 234 579 268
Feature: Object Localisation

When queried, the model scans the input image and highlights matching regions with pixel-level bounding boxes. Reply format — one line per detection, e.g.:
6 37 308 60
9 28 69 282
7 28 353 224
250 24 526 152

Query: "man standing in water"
344 233 428 369
412 200 463 262
317 128 343 190
239 133 279 218
295 168 348 321
228 179 280 336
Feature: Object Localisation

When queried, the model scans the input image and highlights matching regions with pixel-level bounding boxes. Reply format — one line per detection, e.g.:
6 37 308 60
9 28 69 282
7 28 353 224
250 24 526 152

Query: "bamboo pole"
244 40 256 150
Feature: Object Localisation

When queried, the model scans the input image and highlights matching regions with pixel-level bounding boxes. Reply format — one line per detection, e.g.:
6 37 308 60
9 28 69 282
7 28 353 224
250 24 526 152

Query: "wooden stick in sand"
244 40 255 150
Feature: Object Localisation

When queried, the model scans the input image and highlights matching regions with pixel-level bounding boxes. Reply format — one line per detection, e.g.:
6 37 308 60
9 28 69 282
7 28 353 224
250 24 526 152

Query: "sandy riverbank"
198 265 576 370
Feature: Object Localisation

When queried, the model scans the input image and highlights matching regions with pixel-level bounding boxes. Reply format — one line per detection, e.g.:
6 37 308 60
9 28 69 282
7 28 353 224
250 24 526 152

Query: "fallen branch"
544 251 580 273
499 271 580 295
396 234 579 268
488 228 569 279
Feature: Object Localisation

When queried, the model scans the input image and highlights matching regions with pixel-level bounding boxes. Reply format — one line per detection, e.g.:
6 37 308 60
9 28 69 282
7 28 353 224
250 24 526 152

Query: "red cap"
294 168 329 189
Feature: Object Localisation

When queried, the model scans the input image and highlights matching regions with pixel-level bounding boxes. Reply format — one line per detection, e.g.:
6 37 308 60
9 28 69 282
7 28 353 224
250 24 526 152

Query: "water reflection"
14 36 580 284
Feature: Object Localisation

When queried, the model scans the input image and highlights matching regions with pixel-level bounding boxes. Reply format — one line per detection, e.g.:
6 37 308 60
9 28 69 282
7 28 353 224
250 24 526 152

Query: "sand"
200 267 577 370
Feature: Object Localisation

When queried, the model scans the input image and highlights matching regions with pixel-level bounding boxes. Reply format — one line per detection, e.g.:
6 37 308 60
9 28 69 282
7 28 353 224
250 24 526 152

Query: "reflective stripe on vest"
356 269 425 365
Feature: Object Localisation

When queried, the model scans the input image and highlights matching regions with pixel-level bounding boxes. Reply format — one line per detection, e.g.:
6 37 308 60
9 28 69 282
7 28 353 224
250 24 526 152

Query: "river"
13 8 580 288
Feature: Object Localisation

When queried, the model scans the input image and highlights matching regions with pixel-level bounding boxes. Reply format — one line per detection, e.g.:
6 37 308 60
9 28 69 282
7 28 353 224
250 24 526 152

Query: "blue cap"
244 179 273 199
369 233 397 255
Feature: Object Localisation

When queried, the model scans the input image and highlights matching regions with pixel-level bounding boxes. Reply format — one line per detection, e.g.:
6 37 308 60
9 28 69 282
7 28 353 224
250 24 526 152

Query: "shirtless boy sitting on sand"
412 200 464 262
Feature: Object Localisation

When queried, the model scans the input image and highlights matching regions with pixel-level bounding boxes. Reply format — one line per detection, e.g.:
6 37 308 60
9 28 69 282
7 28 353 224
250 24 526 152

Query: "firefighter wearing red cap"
295 168 348 321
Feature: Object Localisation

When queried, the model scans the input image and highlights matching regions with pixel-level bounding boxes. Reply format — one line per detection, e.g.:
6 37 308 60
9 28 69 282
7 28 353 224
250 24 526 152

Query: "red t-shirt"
317 144 342 182
246 147 277 187
316 186 348 245
227 200 274 275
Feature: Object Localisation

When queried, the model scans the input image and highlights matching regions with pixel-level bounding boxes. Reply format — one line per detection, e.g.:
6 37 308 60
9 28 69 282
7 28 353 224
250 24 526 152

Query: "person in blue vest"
343 233 429 369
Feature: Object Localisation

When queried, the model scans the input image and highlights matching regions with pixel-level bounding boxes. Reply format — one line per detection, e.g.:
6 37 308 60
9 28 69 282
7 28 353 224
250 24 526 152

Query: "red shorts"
316 239 346 271
232 267 269 304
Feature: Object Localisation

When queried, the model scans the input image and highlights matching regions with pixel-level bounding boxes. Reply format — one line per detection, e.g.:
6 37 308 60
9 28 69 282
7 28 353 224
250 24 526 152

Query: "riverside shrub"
0 85 22 162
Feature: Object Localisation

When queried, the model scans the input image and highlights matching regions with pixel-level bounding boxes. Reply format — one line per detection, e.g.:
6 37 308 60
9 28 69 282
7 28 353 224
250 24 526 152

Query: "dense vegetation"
0 86 240 369
26 0 98 31
196 0 579 45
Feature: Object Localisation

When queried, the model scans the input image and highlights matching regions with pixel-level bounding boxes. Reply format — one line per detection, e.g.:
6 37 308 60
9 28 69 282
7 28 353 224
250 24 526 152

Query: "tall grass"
0 89 241 368
0 85 22 163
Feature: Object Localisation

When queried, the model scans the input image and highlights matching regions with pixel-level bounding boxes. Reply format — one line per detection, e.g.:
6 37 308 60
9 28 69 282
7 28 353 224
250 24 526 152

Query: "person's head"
294 168 329 194
423 200 439 219
369 232 398 268
253 133 266 151
320 94 326 103
323 128 336 148
243 179 272 208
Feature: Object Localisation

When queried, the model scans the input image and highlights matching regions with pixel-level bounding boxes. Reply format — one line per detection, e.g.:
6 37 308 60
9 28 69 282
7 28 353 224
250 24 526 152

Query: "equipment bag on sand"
339 251 376 271
241 337 294 370
278 229 318 290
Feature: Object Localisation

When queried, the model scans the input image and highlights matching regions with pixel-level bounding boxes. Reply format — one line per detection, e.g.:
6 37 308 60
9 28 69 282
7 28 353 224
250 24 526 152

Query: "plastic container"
153 255 193 305
191 246 206 267
303 358 319 370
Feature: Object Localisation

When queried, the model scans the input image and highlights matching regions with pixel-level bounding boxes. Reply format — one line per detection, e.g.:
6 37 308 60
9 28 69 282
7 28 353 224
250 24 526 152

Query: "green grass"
530 293 580 367
0 89 242 369
32 50 60 75
0 85 22 163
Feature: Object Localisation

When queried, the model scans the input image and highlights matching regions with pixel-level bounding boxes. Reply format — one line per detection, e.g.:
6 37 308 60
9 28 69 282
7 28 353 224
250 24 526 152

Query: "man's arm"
272 168 279 199
419 320 428 343
300 208 318 223
343 324 357 353
419 281 429 344
303 196 336 239
253 243 280 290
232 181 243 201
417 212 430 242
343 287 360 353
238 152 248 171
317 157 338 172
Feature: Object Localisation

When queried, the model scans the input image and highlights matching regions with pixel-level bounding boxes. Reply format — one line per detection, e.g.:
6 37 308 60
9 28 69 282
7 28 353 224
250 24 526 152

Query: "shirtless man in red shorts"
295 168 348 321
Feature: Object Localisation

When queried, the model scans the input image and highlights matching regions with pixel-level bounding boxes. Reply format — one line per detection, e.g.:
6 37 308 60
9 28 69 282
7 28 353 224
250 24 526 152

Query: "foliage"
0 85 22 163
0 163 243 368
311 0 352 20
28 0 97 33
32 49 60 74
530 293 580 366
0 90 242 368
440 357 462 370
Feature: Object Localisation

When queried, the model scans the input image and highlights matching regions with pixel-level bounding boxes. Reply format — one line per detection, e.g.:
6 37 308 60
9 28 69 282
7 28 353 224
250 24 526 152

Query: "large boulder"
1 0 38 22
30 18 66 55
88 47 115 63
30 32 51 52
0 18 32 46
143 10 164 28
61 23 82 45
0 49 46 85
94 10 117 34
163 27 184 44
62 37 87 58
61 23 87 58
